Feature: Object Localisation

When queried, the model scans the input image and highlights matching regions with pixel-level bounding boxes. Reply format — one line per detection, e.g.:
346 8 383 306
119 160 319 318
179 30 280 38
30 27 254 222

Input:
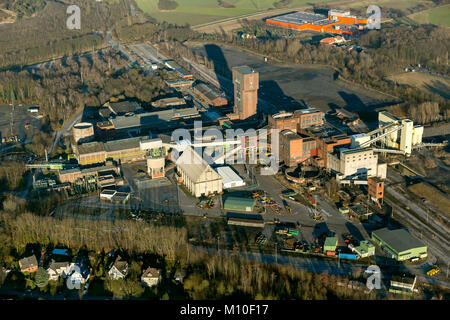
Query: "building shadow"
338 91 367 113
259 80 305 114
345 221 364 241
204 44 232 98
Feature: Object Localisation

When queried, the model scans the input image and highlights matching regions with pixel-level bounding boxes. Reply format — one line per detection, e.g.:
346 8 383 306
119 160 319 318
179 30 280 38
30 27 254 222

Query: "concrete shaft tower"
232 66 259 120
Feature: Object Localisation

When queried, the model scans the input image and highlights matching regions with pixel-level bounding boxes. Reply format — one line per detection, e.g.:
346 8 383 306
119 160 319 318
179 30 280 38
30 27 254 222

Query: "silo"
73 122 94 144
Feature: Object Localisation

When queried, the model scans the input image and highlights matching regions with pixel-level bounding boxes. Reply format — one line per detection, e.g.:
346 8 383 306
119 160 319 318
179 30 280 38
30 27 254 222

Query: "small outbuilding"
224 197 256 212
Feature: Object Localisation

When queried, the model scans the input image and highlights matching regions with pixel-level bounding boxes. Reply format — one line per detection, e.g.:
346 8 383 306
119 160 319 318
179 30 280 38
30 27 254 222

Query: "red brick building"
368 177 384 202
279 130 318 167
268 109 324 133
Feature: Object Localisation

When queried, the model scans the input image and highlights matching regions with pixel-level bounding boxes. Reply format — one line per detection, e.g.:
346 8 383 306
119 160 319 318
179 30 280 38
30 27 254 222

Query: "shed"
215 166 245 189
323 237 338 252
224 197 256 212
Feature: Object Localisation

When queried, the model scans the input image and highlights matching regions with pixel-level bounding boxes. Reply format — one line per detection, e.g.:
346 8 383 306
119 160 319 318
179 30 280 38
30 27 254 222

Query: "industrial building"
389 274 417 294
142 138 166 179
351 240 375 258
224 196 256 212
105 101 143 116
164 60 193 79
215 166 245 189
368 177 384 203
175 146 223 197
279 130 317 167
232 66 259 120
58 163 119 184
328 9 368 25
74 136 162 166
227 216 264 228
265 11 362 35
268 109 324 132
377 111 423 156
302 127 351 168
152 97 187 108
371 228 428 261
327 147 387 183
73 122 95 144
193 82 228 107
108 107 200 137
323 237 338 254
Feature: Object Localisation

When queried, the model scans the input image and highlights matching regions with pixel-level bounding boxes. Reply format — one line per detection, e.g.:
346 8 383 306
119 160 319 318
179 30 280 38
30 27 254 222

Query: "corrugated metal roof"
224 196 256 212
216 166 244 186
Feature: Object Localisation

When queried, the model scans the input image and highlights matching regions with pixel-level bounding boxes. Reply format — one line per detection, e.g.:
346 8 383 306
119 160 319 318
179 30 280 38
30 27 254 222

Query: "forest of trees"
0 50 164 129
3 0 46 19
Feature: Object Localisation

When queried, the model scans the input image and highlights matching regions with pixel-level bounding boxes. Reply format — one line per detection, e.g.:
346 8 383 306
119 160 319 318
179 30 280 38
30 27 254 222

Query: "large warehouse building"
265 11 365 35
371 228 427 261
176 146 223 198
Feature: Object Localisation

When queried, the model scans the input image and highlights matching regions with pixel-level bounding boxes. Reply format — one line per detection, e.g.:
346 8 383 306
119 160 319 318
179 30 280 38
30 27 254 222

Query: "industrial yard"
1 0 449 303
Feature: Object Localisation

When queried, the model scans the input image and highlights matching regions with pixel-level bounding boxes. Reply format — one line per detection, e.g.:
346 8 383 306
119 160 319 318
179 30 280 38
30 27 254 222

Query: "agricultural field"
388 72 450 100
348 0 434 10
135 0 333 25
405 4 450 27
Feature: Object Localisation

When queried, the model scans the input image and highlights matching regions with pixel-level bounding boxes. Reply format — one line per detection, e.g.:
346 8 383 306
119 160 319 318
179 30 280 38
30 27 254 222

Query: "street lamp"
338 249 341 268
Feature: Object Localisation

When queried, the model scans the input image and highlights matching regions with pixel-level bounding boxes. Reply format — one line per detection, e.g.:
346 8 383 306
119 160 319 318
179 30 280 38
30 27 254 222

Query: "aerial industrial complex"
15 21 448 299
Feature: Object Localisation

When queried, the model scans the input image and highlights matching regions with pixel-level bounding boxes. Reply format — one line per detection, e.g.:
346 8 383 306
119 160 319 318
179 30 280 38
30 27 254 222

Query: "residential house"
141 267 161 287
19 255 38 273
66 263 90 288
46 260 70 281
108 257 129 280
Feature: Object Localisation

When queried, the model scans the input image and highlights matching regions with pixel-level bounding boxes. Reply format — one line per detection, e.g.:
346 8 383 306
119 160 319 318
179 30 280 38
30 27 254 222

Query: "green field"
348 0 433 10
135 0 333 25
406 4 450 27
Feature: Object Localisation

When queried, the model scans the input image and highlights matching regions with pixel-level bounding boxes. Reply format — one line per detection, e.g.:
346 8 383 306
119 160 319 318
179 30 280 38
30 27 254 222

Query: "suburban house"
108 256 129 280
67 263 90 288
19 255 38 273
141 267 161 287
46 260 70 281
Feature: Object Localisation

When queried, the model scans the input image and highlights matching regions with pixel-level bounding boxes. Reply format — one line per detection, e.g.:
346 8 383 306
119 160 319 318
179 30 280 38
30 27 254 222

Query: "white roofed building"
176 147 223 197
215 166 245 189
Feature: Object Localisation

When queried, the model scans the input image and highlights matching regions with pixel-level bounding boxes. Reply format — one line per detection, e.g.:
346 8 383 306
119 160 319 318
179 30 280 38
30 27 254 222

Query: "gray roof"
194 83 225 101
108 101 142 115
19 255 38 269
76 141 105 155
233 65 255 74
176 147 220 183
372 228 426 253
142 267 160 278
268 11 331 25
104 136 141 152
112 257 128 274
110 108 199 130
48 260 70 271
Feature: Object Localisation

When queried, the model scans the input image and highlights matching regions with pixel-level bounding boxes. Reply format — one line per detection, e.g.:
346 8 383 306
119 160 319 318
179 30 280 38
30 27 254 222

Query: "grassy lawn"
348 0 433 10
135 0 333 25
387 72 450 100
406 4 450 27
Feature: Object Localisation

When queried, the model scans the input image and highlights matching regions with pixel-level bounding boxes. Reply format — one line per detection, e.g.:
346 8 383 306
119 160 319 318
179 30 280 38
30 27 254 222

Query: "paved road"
49 109 83 155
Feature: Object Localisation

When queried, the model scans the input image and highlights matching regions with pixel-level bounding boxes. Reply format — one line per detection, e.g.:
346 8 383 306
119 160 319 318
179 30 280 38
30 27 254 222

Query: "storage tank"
73 122 94 144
